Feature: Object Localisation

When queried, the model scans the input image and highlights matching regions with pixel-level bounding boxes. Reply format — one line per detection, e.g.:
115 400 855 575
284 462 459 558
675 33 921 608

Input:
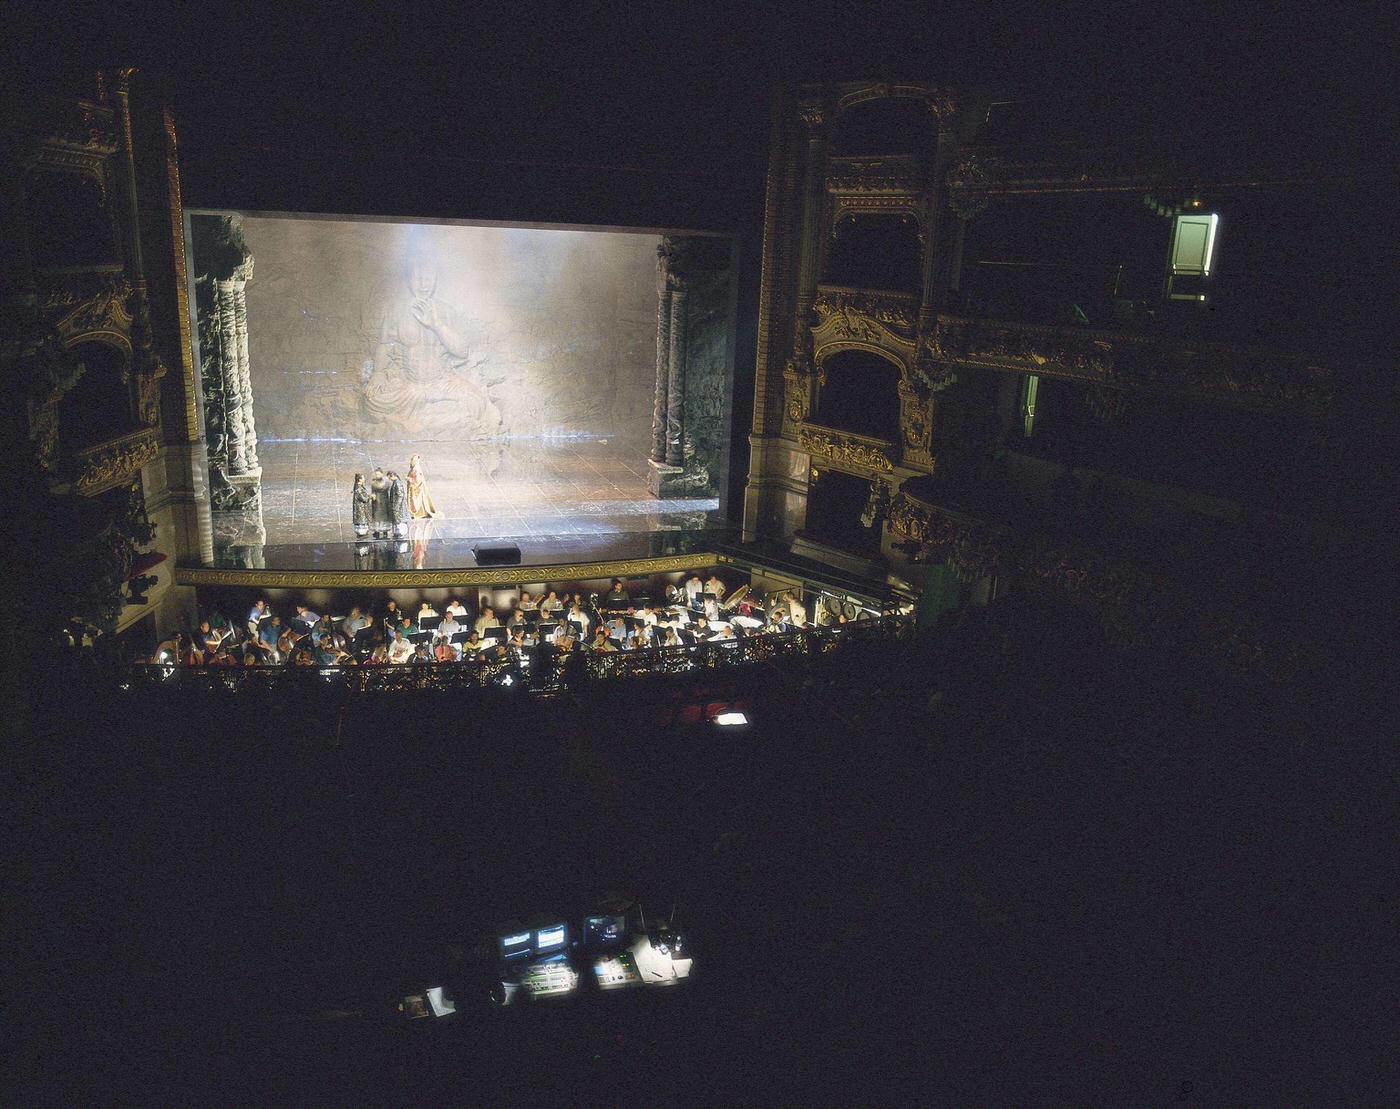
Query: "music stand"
485 626 507 644
419 615 442 632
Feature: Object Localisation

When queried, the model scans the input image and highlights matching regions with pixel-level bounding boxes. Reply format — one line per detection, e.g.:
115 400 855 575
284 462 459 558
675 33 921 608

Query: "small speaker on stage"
473 544 522 566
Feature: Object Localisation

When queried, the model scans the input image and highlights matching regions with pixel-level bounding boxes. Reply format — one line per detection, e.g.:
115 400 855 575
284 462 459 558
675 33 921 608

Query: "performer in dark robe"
388 470 410 539
370 468 393 539
351 473 372 538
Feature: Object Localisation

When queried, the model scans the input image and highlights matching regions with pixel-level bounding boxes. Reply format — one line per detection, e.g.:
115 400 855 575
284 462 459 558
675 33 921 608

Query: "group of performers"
145 574 828 673
352 454 439 540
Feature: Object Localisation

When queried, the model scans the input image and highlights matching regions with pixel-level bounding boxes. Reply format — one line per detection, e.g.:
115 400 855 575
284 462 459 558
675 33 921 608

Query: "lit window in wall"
1166 211 1220 301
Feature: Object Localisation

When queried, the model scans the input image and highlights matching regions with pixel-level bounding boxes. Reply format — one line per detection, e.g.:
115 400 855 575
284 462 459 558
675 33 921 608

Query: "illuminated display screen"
185 211 737 553
535 925 567 950
501 931 532 957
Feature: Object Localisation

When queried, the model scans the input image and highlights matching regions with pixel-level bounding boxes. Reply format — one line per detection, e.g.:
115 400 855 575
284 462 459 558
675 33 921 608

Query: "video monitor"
534 924 568 953
584 914 627 947
185 211 738 555
500 930 532 960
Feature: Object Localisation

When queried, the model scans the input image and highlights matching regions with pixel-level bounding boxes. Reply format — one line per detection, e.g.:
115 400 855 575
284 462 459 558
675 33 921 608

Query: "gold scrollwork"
798 425 895 475
73 428 160 496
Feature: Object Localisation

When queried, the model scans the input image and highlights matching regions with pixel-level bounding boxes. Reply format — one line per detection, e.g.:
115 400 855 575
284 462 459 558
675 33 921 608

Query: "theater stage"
253 437 719 547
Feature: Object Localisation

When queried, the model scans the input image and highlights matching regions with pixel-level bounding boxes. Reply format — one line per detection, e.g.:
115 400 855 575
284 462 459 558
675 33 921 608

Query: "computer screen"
535 924 567 952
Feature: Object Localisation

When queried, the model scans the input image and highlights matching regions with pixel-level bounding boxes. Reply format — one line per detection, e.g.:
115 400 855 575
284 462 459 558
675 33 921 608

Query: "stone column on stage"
647 237 687 497
191 214 264 548
650 241 673 464
665 274 688 467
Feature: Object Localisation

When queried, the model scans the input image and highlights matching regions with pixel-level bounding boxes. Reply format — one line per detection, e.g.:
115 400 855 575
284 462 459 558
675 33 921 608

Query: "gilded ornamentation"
48 273 133 340
175 552 723 590
73 428 160 496
783 358 811 423
798 424 895 475
898 379 933 465
798 103 826 130
813 287 918 336
827 155 921 195
928 314 1336 409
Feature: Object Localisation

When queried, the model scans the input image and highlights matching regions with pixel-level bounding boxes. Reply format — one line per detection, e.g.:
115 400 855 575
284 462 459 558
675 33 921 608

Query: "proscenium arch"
813 345 906 443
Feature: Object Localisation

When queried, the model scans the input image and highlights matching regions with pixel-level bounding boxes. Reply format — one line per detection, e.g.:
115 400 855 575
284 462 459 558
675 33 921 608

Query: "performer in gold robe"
406 453 439 518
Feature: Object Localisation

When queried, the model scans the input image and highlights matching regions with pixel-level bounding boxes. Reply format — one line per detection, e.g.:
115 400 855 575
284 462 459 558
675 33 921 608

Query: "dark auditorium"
5 6 1395 1104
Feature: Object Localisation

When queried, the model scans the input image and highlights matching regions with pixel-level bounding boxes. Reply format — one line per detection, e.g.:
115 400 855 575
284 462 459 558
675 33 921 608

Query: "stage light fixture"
714 711 748 726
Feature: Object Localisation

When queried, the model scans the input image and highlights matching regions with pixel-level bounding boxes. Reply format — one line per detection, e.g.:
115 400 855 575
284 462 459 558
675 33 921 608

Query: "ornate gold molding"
811 307 916 377
826 155 921 195
51 274 134 343
174 552 722 590
73 426 160 496
898 379 934 470
813 285 918 337
927 314 1337 409
798 423 895 475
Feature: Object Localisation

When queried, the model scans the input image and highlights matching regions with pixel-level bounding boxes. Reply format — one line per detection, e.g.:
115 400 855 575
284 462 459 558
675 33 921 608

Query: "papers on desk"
732 615 764 629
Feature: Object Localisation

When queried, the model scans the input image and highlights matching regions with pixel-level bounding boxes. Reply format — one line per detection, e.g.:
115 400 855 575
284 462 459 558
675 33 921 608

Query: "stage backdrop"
186 212 734 551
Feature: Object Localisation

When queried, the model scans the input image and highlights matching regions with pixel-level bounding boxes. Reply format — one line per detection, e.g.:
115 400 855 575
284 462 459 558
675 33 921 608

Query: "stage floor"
253 437 719 546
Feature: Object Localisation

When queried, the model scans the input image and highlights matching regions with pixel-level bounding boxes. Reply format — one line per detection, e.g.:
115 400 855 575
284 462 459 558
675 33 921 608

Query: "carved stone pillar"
651 242 672 463
216 276 248 474
665 276 688 467
191 214 262 545
233 278 258 470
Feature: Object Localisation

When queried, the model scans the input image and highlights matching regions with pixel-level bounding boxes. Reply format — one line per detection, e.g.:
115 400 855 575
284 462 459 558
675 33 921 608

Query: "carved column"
651 242 672 463
233 278 258 470
216 276 248 473
665 275 688 466
784 101 827 431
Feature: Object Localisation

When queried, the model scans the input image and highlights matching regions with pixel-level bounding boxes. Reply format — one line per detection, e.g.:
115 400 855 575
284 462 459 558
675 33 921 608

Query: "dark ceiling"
9 2 1391 230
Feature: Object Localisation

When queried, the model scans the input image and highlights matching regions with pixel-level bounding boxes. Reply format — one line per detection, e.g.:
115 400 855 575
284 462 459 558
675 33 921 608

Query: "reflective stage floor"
251 437 720 547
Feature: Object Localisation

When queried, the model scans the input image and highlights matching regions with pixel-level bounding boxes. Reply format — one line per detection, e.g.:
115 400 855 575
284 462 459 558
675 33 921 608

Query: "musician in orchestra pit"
462 631 483 653
518 590 538 614
705 574 726 601
567 600 590 635
474 606 500 636
540 590 563 616
605 579 628 605
434 637 459 662
591 626 618 653
246 599 267 636
387 630 414 663
197 619 222 656
417 601 439 625
342 606 370 638
444 597 468 619
437 609 463 642
636 602 658 626
683 574 704 607
660 625 683 648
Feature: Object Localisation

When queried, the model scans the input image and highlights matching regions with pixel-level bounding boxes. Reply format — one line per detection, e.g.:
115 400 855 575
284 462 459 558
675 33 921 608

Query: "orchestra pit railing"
126 616 915 694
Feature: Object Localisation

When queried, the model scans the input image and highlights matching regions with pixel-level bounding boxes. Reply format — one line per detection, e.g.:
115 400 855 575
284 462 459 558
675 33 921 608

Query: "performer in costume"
351 473 371 538
388 470 410 539
406 454 440 519
369 468 393 539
